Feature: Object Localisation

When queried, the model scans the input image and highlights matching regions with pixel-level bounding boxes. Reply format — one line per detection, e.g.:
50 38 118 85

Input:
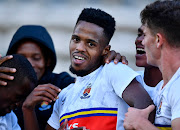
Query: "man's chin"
69 65 88 77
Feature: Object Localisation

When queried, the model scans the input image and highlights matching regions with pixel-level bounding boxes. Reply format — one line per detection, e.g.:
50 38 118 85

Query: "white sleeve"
105 62 140 98
47 95 61 129
11 111 21 130
169 81 180 121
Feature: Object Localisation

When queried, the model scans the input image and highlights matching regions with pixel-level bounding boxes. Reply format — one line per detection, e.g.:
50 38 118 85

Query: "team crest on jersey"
80 83 92 99
157 96 163 115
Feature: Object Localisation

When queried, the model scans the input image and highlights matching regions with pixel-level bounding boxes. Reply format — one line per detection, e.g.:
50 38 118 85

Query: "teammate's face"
0 79 33 116
135 26 149 67
142 25 157 66
16 41 46 80
69 21 109 76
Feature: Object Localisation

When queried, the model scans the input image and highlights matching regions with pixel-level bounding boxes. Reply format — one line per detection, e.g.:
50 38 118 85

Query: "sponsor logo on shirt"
59 107 118 130
80 83 92 99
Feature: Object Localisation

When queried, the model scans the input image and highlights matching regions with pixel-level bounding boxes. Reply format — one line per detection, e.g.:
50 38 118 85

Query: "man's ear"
102 45 111 56
156 33 164 48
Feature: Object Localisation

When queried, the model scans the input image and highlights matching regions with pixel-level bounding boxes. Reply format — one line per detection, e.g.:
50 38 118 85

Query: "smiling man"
135 26 162 98
45 8 154 130
123 1 180 130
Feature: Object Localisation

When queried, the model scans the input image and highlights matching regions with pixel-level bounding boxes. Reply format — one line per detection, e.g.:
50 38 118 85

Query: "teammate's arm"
46 124 55 130
103 50 128 65
0 55 16 86
23 84 60 130
172 118 180 130
123 105 159 130
122 79 156 123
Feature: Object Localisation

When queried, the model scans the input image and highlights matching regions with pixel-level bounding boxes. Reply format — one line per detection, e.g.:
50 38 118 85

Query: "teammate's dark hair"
140 0 180 47
76 8 116 44
0 54 37 87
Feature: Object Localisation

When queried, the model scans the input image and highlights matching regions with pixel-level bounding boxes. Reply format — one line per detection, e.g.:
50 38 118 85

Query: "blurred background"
0 0 155 76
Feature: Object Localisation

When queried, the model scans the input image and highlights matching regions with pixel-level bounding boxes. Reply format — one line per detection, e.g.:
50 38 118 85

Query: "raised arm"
22 83 61 130
103 50 128 65
122 79 155 123
0 55 16 85
123 105 158 130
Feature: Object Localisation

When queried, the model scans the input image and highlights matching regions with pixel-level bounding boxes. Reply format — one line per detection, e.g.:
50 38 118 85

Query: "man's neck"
144 66 162 87
160 46 180 85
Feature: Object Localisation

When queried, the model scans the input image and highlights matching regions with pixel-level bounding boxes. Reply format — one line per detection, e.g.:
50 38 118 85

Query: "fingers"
0 66 16 73
33 84 61 102
59 119 68 130
121 56 128 65
0 80 7 86
23 84 61 110
113 52 121 64
0 55 13 64
104 50 128 65
105 50 116 64
0 55 16 86
0 70 15 79
144 105 155 114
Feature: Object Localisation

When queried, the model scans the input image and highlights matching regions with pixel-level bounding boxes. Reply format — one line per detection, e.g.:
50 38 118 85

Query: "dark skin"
0 23 153 130
28 20 154 130
135 26 162 87
23 83 61 130
0 78 34 116
0 51 126 130
46 21 153 130
0 55 60 130
122 79 155 123
0 50 152 130
0 55 16 86
0 52 127 87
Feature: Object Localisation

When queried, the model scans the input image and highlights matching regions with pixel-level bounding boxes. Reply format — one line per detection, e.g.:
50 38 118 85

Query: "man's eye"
137 33 142 37
88 42 95 47
72 37 80 42
33 56 41 61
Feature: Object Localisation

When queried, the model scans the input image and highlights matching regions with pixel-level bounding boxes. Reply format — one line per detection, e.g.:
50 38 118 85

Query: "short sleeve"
11 111 21 130
169 81 180 121
47 94 61 129
105 62 140 98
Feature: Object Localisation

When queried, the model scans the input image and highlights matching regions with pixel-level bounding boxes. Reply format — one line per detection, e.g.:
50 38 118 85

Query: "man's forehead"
141 25 148 32
75 21 104 33
73 21 105 42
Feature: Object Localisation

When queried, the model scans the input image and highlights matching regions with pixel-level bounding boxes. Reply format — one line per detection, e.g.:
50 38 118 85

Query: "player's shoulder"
59 83 74 97
104 61 128 69
104 61 136 74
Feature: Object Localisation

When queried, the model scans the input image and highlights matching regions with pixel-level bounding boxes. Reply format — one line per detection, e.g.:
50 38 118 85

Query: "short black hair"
0 54 37 87
140 0 180 47
76 8 116 44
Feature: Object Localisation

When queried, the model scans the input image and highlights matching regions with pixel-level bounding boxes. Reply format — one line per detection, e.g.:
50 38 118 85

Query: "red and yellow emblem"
80 83 92 99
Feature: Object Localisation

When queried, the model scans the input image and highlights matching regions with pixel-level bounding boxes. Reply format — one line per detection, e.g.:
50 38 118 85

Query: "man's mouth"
74 55 85 60
72 53 87 65
136 48 146 55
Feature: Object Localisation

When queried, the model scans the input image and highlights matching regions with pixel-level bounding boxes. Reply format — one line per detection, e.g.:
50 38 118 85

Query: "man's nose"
76 42 86 52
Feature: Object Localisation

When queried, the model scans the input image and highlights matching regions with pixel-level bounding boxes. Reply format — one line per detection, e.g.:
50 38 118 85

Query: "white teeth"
137 48 145 52
74 56 85 60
